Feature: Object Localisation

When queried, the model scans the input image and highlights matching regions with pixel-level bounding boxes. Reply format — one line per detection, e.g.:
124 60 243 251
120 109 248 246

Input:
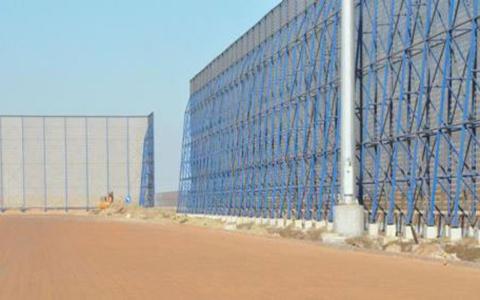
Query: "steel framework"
178 0 479 234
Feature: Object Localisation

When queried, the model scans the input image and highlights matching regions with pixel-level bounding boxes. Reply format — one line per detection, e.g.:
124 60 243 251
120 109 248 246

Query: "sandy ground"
0 215 479 300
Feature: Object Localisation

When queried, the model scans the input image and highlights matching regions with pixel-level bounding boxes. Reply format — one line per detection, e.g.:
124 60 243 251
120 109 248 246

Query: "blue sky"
0 0 280 192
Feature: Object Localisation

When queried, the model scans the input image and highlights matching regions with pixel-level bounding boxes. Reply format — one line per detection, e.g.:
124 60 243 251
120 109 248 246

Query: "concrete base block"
475 229 480 243
385 224 397 238
304 220 314 230
269 219 277 227
294 220 303 230
315 220 327 229
403 225 415 241
333 205 365 237
444 225 450 238
424 226 437 239
368 223 379 237
285 219 293 227
224 218 237 231
254 218 261 225
467 227 475 238
261 218 269 225
449 227 462 242
327 222 334 231
276 219 285 228
245 217 253 224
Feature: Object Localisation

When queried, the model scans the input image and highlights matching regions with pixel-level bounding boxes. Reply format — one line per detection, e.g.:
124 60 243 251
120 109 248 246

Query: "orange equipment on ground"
99 192 114 210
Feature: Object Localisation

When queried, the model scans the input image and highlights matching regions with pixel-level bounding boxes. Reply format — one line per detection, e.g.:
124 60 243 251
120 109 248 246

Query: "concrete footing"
368 223 379 237
294 220 303 230
304 220 314 230
467 227 475 238
315 220 327 229
449 227 462 242
327 222 334 231
194 212 479 243
444 225 450 238
385 224 397 238
475 229 480 243
275 219 284 228
403 225 415 241
333 204 365 237
224 218 237 231
424 226 437 239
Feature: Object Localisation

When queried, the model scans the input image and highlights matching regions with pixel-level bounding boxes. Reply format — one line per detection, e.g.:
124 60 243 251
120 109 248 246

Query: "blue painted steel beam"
178 0 479 232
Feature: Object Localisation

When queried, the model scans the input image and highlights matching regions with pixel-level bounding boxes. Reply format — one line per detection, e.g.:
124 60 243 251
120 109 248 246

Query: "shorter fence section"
0 114 155 211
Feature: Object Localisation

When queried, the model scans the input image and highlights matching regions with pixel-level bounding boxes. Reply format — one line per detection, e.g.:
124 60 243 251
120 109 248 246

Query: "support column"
0 118 4 212
334 0 365 237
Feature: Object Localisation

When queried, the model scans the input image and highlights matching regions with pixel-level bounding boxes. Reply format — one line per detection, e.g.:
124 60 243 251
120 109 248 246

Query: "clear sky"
0 0 281 192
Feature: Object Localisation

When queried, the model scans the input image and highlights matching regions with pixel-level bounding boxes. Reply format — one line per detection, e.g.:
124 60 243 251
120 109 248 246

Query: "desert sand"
0 215 479 300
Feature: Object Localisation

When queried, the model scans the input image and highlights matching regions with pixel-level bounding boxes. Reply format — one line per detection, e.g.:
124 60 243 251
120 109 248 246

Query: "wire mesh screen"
178 0 479 233
0 114 155 211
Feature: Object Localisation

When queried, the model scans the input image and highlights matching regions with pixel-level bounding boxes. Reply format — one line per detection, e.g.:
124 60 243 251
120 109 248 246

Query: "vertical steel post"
334 0 364 237
0 117 4 212
85 117 90 210
126 118 131 198
43 117 47 211
106 118 110 194
64 117 68 212
21 117 26 210
340 0 356 205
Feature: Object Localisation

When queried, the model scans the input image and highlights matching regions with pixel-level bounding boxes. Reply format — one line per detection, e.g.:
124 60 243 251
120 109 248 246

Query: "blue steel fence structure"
0 114 155 211
178 0 479 233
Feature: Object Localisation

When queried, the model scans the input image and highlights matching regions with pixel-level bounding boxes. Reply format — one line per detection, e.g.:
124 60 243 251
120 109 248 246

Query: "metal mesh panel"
179 0 479 234
0 115 155 211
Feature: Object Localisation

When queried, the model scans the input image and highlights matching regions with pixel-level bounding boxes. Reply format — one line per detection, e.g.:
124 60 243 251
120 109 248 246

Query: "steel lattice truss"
179 0 479 231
